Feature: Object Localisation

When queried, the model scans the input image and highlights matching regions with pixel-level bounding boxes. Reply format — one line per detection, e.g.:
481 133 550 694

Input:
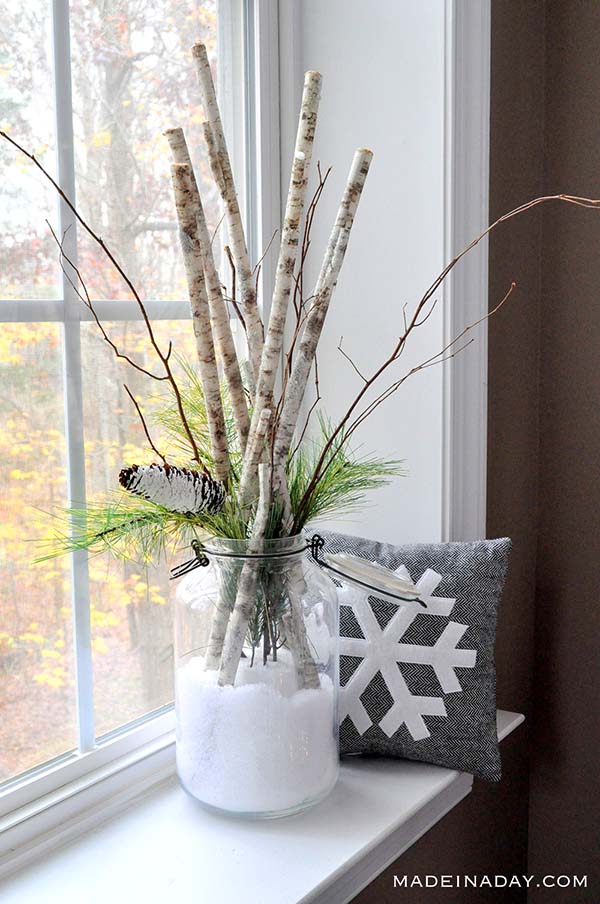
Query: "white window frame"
441 0 492 543
0 0 254 847
0 0 491 876
275 0 491 544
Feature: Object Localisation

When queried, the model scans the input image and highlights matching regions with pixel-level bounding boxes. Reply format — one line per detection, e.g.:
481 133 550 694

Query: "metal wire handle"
172 533 427 607
308 535 427 608
170 536 319 580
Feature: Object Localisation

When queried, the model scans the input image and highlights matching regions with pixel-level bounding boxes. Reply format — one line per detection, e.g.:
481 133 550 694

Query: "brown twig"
337 335 368 383
224 244 246 332
346 283 518 439
209 211 226 247
0 130 204 467
48 223 167 382
291 191 600 529
252 229 278 275
290 355 321 459
292 280 517 531
123 384 168 464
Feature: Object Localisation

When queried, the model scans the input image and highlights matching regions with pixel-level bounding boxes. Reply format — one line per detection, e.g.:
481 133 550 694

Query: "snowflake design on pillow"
339 566 477 741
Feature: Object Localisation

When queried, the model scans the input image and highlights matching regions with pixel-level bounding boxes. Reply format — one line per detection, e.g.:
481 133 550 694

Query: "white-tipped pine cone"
119 464 226 514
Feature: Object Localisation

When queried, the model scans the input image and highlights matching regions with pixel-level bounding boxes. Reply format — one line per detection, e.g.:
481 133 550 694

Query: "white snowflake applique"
339 566 477 741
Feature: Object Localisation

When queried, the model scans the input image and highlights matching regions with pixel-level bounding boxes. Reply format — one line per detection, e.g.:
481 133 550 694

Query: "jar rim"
202 533 307 560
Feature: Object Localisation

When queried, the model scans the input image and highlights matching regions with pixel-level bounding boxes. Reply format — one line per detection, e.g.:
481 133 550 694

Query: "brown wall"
530 0 600 898
355 1 599 900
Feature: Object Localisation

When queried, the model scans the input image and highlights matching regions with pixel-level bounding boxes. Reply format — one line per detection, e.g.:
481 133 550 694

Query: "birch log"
192 42 264 384
203 563 237 670
273 149 373 472
170 162 231 483
286 563 320 689
218 463 272 686
238 70 322 505
201 407 272 672
165 127 250 453
202 121 227 203
238 407 272 511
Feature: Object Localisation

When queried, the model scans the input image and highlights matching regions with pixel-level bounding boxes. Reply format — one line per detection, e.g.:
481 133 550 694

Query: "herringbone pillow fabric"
317 530 511 781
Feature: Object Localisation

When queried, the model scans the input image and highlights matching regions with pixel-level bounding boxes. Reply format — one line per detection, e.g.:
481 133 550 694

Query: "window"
0 0 491 854
0 0 250 794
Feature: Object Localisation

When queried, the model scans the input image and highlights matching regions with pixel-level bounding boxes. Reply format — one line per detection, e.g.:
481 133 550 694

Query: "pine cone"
119 463 226 514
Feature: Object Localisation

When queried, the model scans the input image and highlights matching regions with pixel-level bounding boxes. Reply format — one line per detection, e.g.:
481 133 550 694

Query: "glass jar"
174 534 339 819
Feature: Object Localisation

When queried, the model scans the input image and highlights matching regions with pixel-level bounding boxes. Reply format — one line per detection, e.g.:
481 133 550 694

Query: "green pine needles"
38 366 403 566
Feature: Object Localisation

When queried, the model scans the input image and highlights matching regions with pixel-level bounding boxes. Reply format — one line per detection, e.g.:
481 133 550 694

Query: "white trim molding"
442 0 492 542
0 711 175 879
245 0 281 323
0 712 524 895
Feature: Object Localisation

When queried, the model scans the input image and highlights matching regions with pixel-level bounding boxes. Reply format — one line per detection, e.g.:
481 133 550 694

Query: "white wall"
280 0 446 544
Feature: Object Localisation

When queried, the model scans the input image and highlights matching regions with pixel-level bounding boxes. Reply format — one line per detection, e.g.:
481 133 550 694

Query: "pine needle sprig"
35 493 206 564
287 416 404 532
152 356 242 473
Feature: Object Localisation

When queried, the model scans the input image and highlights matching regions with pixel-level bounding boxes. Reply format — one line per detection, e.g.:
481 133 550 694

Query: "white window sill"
0 711 523 904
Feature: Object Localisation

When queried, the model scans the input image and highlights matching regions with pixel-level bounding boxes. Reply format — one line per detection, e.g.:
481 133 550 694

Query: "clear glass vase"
174 534 339 818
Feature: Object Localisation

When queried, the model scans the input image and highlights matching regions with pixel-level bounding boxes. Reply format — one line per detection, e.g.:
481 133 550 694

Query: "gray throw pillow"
316 530 511 781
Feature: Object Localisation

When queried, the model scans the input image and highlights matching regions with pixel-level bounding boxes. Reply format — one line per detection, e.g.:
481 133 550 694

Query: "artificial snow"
176 651 338 814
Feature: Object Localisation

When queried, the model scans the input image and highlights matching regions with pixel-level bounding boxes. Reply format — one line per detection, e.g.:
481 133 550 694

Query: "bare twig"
224 244 246 332
48 223 166 382
337 336 368 383
123 385 167 464
1 130 205 467
292 281 516 530
252 229 278 275
209 211 226 247
290 192 600 529
414 296 439 328
290 355 321 459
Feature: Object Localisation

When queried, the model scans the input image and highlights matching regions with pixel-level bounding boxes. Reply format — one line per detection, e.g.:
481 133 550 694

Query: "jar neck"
202 534 307 563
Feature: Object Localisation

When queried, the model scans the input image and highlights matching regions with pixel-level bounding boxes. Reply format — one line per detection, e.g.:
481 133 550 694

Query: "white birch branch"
203 561 237 671
218 463 272 686
192 42 264 384
273 148 373 472
238 407 272 511
286 563 320 689
165 127 250 453
201 121 227 208
170 162 231 483
203 410 272 672
273 461 293 531
238 70 322 505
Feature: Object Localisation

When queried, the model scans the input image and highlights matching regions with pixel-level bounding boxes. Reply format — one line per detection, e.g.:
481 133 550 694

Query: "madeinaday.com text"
393 875 588 890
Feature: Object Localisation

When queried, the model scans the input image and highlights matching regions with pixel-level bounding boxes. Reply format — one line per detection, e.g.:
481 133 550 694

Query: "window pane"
81 319 198 736
0 1 60 300
69 0 219 302
0 324 76 783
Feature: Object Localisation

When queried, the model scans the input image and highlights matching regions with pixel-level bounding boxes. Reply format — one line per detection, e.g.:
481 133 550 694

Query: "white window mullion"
246 0 281 327
51 0 95 752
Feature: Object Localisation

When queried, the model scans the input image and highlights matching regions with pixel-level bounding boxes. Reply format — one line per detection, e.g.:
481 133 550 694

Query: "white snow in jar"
176 650 338 814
